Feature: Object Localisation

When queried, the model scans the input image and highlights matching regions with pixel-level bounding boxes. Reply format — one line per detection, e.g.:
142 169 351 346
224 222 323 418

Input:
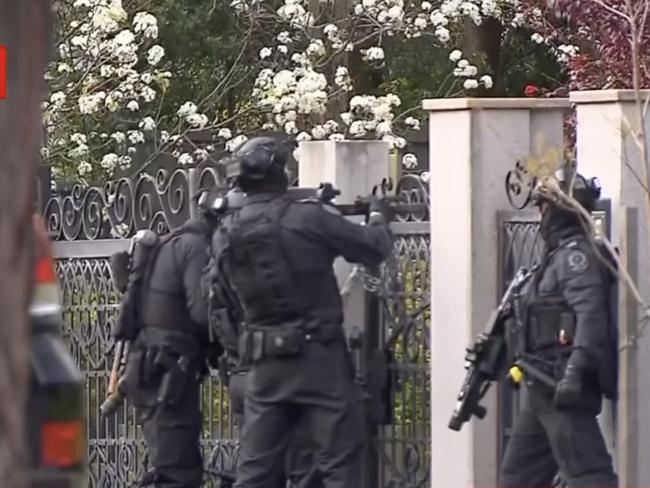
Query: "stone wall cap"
422 97 570 111
570 89 650 104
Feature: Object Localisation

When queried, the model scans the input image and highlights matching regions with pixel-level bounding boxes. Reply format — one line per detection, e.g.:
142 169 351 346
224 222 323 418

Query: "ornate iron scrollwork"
44 172 427 240
394 174 430 222
44 167 228 240
505 160 537 210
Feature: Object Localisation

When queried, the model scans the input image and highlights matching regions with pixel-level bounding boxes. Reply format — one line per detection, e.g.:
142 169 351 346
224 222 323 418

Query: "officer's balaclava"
539 202 584 246
536 173 599 248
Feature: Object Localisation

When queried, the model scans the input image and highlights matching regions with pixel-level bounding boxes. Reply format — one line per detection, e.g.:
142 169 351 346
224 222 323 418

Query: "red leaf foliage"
523 0 650 90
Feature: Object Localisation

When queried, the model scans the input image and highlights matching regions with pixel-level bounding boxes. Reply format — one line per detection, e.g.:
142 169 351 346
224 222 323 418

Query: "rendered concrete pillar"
297 140 392 204
572 89 650 484
423 97 569 488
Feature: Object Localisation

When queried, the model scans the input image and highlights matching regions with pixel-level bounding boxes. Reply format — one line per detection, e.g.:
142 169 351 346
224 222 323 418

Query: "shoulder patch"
566 249 589 273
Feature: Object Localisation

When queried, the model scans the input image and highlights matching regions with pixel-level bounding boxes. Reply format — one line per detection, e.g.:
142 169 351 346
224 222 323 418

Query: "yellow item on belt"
509 365 524 384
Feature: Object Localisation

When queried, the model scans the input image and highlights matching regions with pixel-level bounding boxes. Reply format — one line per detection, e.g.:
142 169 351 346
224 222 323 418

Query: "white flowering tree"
233 0 521 152
43 0 235 186
43 0 568 185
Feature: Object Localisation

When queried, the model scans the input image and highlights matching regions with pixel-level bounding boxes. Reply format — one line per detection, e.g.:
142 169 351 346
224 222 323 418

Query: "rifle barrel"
336 203 427 216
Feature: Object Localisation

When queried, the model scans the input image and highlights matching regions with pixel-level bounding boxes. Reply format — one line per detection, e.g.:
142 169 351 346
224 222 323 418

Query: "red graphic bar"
0 45 6 99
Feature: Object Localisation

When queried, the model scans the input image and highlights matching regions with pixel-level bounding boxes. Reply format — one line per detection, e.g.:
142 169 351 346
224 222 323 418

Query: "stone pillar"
296 140 392 204
571 89 650 484
296 140 392 334
423 98 569 488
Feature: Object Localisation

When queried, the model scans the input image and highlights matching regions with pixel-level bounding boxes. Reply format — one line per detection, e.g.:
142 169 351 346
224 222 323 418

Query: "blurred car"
27 214 85 487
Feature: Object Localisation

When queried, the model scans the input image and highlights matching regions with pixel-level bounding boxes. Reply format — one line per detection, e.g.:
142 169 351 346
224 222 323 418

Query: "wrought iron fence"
47 169 432 487
376 223 431 488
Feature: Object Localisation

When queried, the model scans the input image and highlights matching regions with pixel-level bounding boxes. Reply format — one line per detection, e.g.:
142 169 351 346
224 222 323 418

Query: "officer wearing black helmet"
119 194 222 488
499 171 618 486
203 183 324 488
209 135 394 488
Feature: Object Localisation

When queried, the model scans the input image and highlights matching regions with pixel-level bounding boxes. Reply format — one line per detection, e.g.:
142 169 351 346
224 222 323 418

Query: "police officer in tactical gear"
120 204 219 488
500 172 618 487
203 183 323 488
209 135 394 488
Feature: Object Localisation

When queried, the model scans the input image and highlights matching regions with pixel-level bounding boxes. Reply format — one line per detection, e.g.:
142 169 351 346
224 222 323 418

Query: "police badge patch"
567 250 589 273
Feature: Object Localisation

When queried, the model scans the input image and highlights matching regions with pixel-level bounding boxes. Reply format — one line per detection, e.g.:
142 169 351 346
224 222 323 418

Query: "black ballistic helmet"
226 136 296 183
560 173 601 212
533 171 602 212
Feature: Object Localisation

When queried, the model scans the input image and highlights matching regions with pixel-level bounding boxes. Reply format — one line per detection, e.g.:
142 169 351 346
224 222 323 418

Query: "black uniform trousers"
233 341 365 488
140 375 203 488
500 384 618 487
229 372 323 488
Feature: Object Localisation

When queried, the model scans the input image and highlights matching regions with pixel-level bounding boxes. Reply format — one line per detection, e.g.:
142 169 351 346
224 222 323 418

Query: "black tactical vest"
222 196 308 327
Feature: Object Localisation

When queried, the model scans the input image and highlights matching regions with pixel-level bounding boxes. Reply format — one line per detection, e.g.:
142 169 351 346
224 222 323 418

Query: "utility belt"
124 326 206 410
238 322 345 365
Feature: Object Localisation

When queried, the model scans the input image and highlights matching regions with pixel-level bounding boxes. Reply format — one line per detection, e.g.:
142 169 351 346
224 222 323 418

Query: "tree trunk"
0 1 52 486
463 17 503 94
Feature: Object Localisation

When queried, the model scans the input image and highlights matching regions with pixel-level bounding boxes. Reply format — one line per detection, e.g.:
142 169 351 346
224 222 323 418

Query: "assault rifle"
202 178 427 219
448 268 532 431
288 178 427 218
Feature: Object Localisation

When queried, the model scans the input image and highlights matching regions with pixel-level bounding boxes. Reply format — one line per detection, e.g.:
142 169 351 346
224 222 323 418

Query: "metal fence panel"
48 172 432 487
376 230 431 488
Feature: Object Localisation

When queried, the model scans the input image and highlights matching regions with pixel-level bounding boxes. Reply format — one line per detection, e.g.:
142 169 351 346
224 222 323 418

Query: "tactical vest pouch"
121 348 160 411
525 299 576 352
154 347 191 407
238 327 305 364
238 331 253 365
262 328 304 358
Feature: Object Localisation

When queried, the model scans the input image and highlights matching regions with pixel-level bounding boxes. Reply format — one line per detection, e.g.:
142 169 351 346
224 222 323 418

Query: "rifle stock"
448 268 532 432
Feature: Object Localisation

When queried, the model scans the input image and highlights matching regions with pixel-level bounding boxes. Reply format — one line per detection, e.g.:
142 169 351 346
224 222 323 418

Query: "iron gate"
43 168 431 487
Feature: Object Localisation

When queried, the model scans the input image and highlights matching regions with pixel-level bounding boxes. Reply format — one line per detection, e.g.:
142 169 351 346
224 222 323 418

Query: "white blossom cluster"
45 0 561 188
252 48 414 147
529 31 581 64
43 0 172 182
43 0 228 185
448 49 493 90
350 0 522 44
233 0 524 153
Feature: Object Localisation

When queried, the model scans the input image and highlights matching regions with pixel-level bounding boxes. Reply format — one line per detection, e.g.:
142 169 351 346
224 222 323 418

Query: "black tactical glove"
366 196 393 224
206 341 225 370
553 364 583 409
